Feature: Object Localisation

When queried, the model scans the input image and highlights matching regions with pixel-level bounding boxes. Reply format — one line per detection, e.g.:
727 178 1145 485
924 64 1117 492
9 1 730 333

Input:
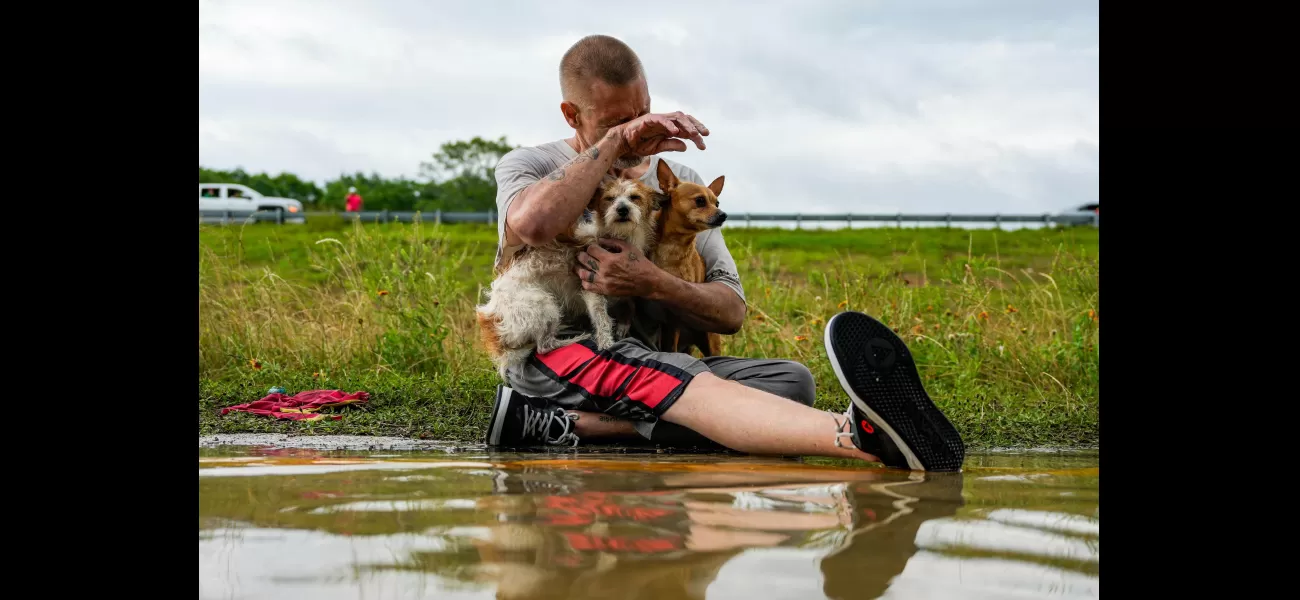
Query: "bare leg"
570 410 640 438
661 372 879 461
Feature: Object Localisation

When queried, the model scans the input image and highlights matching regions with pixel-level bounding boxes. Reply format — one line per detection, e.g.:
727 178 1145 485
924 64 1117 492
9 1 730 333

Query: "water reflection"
199 450 1099 599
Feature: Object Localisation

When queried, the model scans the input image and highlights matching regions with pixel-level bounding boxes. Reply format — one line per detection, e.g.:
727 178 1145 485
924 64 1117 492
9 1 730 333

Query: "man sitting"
483 35 964 472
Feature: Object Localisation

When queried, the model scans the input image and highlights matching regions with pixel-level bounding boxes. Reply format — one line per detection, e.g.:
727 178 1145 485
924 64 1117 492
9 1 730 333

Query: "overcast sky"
199 0 1098 214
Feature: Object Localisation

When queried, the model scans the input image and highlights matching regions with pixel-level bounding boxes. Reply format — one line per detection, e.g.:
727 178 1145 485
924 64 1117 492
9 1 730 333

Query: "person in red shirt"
344 187 363 212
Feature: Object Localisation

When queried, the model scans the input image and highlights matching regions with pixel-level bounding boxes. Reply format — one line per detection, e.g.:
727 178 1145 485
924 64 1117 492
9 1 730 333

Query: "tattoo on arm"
550 146 600 180
598 415 617 422
574 145 602 164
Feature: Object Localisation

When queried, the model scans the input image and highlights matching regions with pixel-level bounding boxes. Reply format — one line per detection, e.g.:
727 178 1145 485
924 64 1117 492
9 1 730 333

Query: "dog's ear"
587 184 606 211
707 175 725 198
656 159 679 192
597 174 618 197
651 192 669 211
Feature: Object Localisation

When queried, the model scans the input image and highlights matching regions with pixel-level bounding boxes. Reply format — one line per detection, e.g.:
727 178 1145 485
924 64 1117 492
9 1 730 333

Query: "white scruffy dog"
476 177 659 379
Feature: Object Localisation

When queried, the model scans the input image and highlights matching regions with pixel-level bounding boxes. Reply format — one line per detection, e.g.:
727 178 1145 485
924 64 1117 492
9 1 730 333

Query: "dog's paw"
594 331 615 350
539 333 590 353
614 321 632 339
563 333 592 347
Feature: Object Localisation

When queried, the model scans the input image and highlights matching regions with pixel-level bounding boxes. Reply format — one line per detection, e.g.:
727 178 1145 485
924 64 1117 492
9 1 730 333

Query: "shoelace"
832 407 855 449
522 405 580 447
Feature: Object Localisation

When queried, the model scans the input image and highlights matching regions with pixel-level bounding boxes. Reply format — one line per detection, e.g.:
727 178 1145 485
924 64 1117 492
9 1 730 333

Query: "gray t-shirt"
493 139 745 350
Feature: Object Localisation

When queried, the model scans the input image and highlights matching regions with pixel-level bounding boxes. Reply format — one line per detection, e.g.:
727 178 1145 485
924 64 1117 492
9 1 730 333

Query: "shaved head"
559 35 645 107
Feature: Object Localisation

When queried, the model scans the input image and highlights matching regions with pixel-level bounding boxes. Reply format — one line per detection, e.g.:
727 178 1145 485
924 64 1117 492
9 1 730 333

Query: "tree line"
199 136 516 212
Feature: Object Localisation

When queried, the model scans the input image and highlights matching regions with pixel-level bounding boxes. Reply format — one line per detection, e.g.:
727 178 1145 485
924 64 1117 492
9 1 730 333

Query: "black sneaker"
484 385 580 447
825 311 965 472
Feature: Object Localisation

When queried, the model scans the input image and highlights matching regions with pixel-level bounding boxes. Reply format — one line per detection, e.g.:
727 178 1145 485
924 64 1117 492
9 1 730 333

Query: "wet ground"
199 444 1098 599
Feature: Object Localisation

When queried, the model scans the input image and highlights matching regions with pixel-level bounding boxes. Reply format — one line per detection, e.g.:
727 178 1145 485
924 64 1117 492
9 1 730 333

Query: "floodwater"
199 447 1098 599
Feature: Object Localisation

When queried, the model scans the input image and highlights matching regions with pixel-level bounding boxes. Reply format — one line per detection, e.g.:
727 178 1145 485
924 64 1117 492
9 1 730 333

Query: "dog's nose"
616 206 630 218
712 211 728 226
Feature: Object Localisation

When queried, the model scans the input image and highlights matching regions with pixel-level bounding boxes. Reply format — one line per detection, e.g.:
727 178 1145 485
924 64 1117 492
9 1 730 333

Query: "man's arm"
648 277 746 335
504 111 711 248
503 131 624 248
574 240 746 335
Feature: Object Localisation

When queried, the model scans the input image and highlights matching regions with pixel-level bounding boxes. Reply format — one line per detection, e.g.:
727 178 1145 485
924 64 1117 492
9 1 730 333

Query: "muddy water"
199 448 1098 599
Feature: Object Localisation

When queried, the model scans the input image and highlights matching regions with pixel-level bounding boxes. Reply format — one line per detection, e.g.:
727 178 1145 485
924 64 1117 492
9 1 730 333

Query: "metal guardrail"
197 209 495 225
198 209 305 224
199 209 1099 227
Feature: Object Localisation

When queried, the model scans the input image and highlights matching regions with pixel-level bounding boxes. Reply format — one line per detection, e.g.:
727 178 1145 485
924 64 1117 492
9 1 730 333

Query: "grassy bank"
198 218 1098 448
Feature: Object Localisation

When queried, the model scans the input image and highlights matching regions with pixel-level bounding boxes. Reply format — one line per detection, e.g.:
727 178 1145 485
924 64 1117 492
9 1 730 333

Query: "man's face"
571 76 650 169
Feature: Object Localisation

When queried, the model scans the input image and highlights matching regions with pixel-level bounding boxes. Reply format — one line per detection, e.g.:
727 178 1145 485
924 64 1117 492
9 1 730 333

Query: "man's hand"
575 238 664 297
576 237 746 334
615 112 710 156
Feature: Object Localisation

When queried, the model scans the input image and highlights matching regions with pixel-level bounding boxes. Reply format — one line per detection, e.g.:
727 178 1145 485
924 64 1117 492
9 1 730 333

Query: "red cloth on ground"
220 390 370 421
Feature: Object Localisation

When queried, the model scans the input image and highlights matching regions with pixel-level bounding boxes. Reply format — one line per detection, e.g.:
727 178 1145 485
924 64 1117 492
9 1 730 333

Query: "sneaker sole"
824 312 965 472
486 386 513 446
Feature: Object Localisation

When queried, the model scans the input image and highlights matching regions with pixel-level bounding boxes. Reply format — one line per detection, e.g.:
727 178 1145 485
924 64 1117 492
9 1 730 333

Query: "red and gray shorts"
506 337 816 442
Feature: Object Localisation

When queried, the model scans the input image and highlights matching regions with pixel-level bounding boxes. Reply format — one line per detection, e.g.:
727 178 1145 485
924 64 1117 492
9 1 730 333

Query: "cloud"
199 0 1098 212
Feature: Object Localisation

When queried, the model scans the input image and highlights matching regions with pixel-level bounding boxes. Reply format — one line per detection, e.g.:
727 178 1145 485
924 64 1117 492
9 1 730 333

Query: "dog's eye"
630 195 641 201
694 196 706 208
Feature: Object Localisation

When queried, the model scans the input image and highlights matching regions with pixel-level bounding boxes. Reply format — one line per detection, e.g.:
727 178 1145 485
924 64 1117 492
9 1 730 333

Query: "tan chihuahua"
652 159 728 356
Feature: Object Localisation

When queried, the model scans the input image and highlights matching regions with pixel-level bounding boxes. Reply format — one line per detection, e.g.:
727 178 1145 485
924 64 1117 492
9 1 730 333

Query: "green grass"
199 219 1098 448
